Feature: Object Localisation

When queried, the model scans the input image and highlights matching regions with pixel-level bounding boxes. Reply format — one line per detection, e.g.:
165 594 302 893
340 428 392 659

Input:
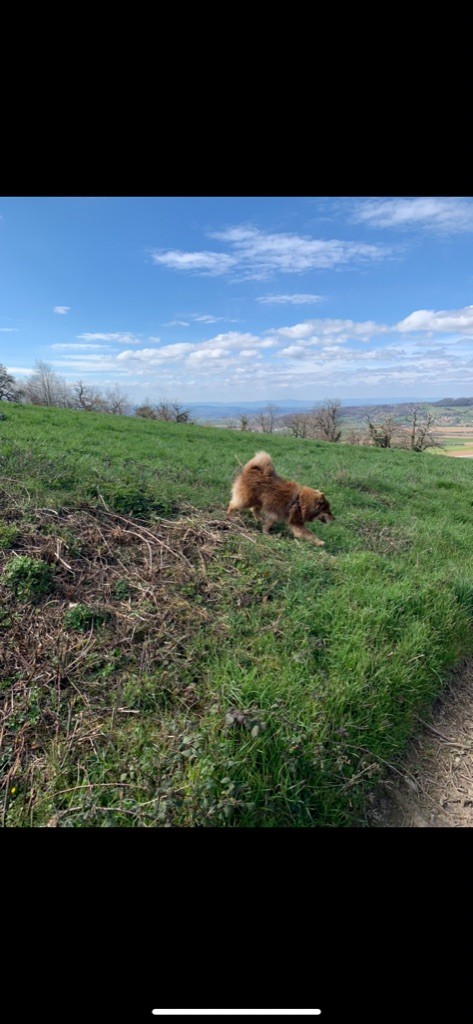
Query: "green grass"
1 403 473 826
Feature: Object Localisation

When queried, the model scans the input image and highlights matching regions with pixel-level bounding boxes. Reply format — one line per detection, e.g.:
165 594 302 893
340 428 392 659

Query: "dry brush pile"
0 493 252 825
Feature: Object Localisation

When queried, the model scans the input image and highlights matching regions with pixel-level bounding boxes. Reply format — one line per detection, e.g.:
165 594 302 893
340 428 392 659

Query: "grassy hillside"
1 404 473 826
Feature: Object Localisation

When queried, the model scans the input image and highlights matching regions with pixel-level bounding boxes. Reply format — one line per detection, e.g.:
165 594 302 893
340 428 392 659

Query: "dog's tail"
243 450 275 477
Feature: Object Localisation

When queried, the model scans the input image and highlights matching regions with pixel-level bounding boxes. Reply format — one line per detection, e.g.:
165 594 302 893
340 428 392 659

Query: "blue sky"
1 195 473 405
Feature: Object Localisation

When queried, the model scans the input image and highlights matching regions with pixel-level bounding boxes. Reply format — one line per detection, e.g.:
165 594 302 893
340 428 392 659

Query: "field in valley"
429 427 473 458
1 404 473 826
338 406 473 458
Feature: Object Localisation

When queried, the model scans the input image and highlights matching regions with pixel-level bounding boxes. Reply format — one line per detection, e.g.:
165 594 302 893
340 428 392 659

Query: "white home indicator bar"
152 1012 322 1017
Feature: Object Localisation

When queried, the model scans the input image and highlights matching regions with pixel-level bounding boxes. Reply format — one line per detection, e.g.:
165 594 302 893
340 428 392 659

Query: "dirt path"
366 659 473 827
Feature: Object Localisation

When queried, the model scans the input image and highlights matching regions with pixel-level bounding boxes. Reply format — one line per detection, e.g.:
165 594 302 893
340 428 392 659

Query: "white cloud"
152 225 391 281
190 313 243 324
163 313 241 326
53 306 70 314
257 294 323 305
117 343 195 363
191 314 223 323
31 305 473 399
353 197 473 233
267 318 389 345
0 327 18 332
209 331 262 348
78 332 143 344
271 323 317 340
115 331 273 378
188 348 227 363
212 226 390 277
396 304 473 334
151 250 237 275
279 346 310 358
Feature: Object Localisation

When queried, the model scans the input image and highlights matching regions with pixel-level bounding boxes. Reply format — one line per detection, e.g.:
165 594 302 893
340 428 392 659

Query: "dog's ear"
307 491 327 521
312 496 325 518
296 487 315 524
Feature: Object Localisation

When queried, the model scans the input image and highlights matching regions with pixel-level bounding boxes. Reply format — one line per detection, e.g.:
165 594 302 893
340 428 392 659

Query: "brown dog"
227 451 334 545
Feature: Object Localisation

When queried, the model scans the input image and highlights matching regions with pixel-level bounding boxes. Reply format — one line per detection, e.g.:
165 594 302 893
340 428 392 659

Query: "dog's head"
299 487 335 524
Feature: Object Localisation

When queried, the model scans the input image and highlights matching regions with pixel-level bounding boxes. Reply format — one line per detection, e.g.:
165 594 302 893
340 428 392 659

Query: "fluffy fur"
227 451 334 545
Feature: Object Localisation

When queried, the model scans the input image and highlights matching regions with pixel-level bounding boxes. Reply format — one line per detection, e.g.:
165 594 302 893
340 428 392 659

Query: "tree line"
0 361 192 423
0 362 440 450
0 360 130 415
224 399 441 452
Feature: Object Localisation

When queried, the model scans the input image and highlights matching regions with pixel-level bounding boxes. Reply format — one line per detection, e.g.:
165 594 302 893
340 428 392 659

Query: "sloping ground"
366 659 473 827
2 405 473 826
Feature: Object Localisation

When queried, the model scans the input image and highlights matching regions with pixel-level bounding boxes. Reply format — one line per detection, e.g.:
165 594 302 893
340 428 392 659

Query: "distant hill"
186 398 434 422
431 397 473 407
133 397 473 424
186 400 316 421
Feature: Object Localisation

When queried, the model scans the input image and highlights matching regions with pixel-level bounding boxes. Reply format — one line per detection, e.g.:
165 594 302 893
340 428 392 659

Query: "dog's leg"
290 524 325 546
261 513 278 534
227 478 249 518
251 507 263 522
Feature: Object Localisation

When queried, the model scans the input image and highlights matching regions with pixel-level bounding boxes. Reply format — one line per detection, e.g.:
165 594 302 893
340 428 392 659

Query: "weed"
63 603 110 631
3 555 54 602
113 579 132 600
0 525 20 549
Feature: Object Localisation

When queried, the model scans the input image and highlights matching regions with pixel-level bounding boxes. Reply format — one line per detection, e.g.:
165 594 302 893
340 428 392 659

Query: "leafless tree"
402 404 442 452
346 426 364 445
169 401 191 423
0 364 23 402
71 379 107 412
238 414 251 431
366 415 398 448
72 380 92 411
103 384 129 416
154 400 173 421
23 360 71 407
135 399 192 423
253 403 279 433
285 412 310 438
135 402 156 419
311 399 342 442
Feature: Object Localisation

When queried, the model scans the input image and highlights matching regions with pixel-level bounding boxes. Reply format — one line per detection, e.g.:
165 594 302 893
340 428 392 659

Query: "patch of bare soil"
448 449 473 458
366 660 473 827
